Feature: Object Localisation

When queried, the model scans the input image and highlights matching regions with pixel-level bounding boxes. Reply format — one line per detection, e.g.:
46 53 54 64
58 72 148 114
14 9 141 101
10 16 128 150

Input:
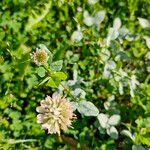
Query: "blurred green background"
0 0 150 149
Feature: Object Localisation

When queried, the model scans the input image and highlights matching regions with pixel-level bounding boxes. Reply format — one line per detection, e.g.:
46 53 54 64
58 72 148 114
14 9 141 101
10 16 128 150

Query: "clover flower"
36 95 75 135
32 48 48 66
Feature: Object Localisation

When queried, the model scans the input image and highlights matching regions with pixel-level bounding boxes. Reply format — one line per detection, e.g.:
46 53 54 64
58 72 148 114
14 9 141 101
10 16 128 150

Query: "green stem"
60 82 79 101
43 65 52 76
43 65 79 101
8 139 37 144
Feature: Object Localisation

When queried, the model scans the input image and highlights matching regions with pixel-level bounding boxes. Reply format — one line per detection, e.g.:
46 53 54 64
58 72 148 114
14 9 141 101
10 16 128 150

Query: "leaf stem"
8 139 37 144
43 65 79 101
60 82 79 101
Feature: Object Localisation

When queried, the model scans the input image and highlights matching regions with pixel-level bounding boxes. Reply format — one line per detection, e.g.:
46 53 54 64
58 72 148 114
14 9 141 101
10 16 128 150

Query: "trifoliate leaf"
138 17 150 29
77 101 99 116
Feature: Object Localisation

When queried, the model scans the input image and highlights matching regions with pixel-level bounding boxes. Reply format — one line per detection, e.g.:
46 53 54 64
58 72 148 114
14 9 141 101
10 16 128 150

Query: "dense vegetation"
0 0 150 149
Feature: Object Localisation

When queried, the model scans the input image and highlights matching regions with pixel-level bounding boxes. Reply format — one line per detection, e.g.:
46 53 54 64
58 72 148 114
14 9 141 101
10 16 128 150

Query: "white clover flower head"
71 30 83 42
36 95 75 135
32 48 49 66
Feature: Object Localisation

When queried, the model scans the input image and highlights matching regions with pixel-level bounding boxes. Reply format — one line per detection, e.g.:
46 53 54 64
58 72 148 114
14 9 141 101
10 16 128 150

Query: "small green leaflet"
46 72 67 88
51 72 67 80
37 67 46 77
46 77 58 88
51 60 63 71
107 126 118 139
77 100 99 116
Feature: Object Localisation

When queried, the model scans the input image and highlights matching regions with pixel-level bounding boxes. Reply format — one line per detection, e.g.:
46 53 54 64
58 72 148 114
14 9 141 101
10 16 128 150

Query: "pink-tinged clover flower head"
36 95 75 135
32 48 48 66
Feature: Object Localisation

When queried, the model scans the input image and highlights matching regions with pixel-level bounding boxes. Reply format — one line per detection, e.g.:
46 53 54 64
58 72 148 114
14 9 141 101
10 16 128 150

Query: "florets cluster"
32 48 48 65
36 95 75 135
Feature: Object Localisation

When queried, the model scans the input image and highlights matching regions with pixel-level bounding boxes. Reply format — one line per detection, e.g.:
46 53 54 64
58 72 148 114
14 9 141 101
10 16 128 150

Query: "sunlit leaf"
37 67 46 77
78 101 99 116
143 36 150 49
107 126 118 139
25 1 51 31
52 72 67 81
108 114 121 126
132 145 146 150
51 60 63 71
138 17 150 29
97 113 109 128
113 18 121 30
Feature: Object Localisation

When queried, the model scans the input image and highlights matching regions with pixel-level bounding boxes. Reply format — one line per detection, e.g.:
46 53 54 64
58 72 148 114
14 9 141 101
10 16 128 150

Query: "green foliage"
0 0 150 149
37 67 46 78
77 100 99 116
25 1 52 31
51 60 63 71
